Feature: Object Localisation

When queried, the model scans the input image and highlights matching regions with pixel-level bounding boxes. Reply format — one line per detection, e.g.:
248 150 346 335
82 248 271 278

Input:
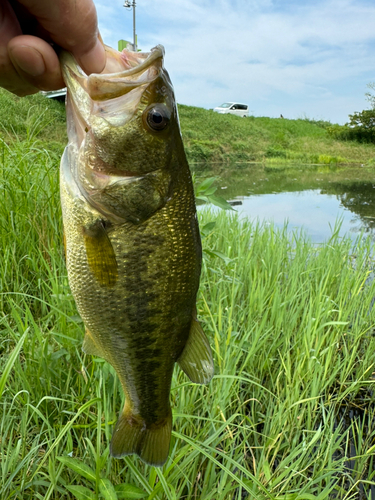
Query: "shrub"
318 154 347 164
329 109 375 143
265 146 288 158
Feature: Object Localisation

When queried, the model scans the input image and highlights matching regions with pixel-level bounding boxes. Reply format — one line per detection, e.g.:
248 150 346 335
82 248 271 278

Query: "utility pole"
123 1 137 51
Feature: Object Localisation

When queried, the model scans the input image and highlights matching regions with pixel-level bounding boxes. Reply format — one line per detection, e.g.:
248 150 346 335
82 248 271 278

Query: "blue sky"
93 0 375 124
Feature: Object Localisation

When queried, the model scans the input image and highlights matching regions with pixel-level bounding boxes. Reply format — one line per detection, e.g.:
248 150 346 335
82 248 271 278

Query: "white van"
213 102 249 117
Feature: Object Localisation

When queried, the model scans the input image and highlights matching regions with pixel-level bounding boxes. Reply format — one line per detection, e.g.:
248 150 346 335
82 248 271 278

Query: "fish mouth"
60 44 167 139
61 44 164 101
60 44 173 221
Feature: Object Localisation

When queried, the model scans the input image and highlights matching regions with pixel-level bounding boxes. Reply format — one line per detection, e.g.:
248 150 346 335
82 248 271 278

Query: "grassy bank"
0 89 66 149
1 102 375 498
178 105 375 165
1 88 375 166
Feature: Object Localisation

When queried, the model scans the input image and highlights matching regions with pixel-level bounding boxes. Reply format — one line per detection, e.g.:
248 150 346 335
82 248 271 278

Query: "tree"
342 82 375 142
365 82 375 109
345 109 375 142
328 82 375 143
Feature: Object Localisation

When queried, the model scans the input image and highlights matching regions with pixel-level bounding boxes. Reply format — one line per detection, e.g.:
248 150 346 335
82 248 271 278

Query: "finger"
0 0 38 95
13 0 106 74
8 35 64 94
0 50 38 96
0 0 21 43
75 37 106 76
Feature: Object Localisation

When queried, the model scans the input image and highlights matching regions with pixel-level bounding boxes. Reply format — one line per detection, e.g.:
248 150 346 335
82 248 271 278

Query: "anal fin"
82 328 107 360
177 315 214 384
110 399 172 467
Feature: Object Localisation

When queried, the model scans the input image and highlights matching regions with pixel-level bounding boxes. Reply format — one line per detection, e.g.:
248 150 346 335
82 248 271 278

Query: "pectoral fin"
82 220 118 287
177 316 214 385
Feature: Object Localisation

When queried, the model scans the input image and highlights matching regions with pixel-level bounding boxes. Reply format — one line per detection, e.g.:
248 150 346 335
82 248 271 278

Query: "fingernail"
9 46 46 77
78 38 106 75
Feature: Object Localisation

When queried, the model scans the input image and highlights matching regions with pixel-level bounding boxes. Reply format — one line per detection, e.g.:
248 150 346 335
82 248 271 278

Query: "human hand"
0 0 106 96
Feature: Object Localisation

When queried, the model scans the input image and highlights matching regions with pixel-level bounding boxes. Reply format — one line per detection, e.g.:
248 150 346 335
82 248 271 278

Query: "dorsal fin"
177 315 214 385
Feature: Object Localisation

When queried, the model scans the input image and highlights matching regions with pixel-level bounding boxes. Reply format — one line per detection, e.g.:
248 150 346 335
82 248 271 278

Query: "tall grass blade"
56 457 96 483
114 483 148 499
66 485 96 500
99 478 118 500
0 329 28 399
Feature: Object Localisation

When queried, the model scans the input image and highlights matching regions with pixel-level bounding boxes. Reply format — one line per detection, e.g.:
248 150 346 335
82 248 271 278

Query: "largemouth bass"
59 44 214 466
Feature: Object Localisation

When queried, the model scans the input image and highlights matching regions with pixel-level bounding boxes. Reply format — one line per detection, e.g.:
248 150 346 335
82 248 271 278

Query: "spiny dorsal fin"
82 220 118 287
177 316 214 385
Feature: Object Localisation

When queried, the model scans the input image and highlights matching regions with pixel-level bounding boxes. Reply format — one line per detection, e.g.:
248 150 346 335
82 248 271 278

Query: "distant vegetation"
325 83 375 145
1 88 375 167
179 105 375 165
328 109 375 144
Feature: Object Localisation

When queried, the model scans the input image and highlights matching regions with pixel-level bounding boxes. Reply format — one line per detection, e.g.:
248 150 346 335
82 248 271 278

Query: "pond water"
195 163 375 243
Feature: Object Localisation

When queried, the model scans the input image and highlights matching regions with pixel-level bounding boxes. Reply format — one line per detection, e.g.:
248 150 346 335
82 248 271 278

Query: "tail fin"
110 400 172 467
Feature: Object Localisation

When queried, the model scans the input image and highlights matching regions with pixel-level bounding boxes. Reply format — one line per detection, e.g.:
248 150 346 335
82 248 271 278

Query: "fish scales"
60 44 214 466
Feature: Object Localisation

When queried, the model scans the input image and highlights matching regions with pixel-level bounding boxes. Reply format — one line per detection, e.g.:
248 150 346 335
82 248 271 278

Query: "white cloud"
93 0 375 123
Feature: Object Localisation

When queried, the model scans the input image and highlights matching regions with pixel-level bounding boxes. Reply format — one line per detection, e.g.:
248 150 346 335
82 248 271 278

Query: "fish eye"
144 104 170 131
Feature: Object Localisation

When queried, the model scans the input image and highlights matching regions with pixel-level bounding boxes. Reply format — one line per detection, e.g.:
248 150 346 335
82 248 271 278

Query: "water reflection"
195 163 375 243
234 190 354 243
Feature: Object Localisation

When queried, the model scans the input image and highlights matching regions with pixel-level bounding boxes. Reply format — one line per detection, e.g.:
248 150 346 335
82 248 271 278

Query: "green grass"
0 89 66 147
1 87 375 166
1 91 375 499
179 105 375 165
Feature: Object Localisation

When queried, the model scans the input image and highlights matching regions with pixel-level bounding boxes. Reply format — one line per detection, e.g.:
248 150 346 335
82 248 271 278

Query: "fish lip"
95 45 164 79
60 45 165 101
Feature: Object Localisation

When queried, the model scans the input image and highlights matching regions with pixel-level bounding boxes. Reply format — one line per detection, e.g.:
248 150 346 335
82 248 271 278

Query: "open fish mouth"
61 45 164 101
60 44 169 139
60 43 177 222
